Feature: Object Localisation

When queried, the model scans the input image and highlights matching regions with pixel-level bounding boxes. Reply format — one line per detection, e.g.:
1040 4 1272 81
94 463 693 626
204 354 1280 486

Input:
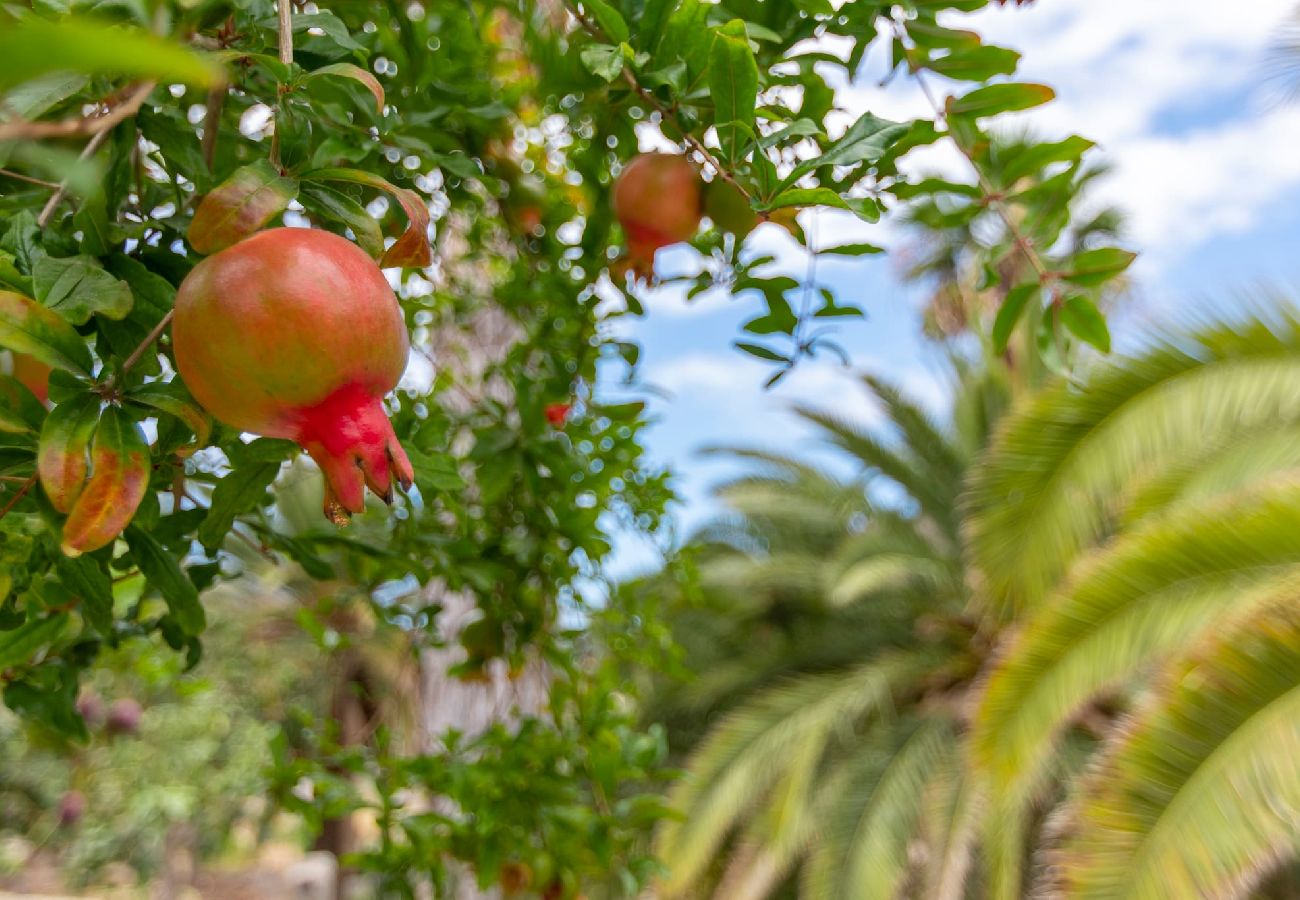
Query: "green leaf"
0 614 66 671
782 112 909 188
302 63 385 115
947 83 1055 118
991 283 1039 354
125 380 211 456
304 168 432 267
1062 247 1137 288
583 0 631 43
734 342 789 363
298 183 384 259
188 160 299 255
1059 295 1110 352
0 291 93 375
905 21 981 50
73 184 110 257
125 526 205 636
1000 135 1096 185
710 21 760 166
743 296 798 335
580 43 626 83
0 375 46 435
55 556 112 633
820 243 884 256
32 255 133 325
0 212 43 275
636 0 679 52
924 45 1020 81
273 12 364 55
767 188 880 223
0 17 221 89
197 461 281 553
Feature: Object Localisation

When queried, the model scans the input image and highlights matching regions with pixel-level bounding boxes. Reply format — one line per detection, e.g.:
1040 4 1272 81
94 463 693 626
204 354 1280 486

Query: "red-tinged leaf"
188 160 299 255
0 291 94 375
0 375 46 434
60 406 150 557
947 82 1055 118
38 395 101 514
303 168 432 267
304 63 385 115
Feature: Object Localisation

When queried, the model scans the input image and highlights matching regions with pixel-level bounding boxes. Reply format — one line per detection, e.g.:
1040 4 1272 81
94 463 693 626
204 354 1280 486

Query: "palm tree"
649 361 1009 898
648 305 1300 898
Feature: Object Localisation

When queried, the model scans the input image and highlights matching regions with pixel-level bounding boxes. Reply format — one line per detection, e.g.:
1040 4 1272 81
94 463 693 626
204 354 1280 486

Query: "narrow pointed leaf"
948 83 1054 117
125 526 205 635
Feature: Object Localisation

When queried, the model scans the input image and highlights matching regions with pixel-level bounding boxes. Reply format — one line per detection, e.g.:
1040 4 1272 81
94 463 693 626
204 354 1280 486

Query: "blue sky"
600 0 1300 579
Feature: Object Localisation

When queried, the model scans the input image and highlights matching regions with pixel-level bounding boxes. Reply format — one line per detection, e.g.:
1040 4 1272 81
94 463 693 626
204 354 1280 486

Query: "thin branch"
893 21 1049 281
0 81 156 142
202 87 225 170
270 0 295 168
278 0 294 65
37 129 110 228
0 169 60 189
0 474 37 523
119 309 175 376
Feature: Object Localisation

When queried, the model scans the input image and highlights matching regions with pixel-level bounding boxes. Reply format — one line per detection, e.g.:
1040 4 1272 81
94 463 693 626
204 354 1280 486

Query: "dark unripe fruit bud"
106 698 142 735
76 692 105 729
58 790 86 827
612 153 702 276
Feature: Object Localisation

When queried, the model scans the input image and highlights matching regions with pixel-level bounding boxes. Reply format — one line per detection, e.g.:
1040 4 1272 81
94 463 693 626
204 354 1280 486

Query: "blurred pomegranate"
57 790 86 827
106 697 142 735
76 691 105 729
173 228 414 522
612 153 701 276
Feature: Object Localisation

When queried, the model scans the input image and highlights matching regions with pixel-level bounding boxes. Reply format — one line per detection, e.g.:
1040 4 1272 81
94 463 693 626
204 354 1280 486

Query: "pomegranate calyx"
294 383 413 523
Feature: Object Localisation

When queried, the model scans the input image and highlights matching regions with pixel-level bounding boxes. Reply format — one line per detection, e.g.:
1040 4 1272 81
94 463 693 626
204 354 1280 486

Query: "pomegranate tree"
612 153 701 275
173 228 414 523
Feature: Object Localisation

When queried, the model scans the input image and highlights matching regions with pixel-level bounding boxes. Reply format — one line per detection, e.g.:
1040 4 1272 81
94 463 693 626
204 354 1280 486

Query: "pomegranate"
173 228 414 522
106 697 142 735
544 402 571 427
57 790 86 827
612 153 701 274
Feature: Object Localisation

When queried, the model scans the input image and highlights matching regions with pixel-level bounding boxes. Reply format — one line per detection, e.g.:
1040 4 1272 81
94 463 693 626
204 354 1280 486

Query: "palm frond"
1056 597 1300 899
971 479 1300 805
803 715 959 900
654 653 937 895
796 404 962 540
966 308 1300 620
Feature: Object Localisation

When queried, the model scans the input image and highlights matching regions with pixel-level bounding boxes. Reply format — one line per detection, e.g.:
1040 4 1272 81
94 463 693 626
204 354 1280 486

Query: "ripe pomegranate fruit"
173 228 414 522
612 153 701 275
